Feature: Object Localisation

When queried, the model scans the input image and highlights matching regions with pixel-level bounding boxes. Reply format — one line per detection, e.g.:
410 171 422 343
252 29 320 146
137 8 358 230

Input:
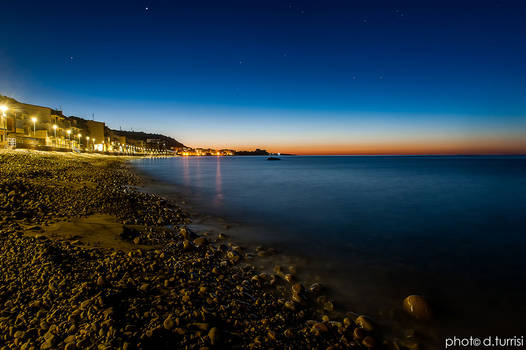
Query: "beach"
0 150 385 349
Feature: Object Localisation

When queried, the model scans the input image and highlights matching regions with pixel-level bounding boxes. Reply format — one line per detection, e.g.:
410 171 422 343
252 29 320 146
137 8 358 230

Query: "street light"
0 106 7 143
31 117 37 136
52 124 58 147
77 133 81 149
66 130 72 149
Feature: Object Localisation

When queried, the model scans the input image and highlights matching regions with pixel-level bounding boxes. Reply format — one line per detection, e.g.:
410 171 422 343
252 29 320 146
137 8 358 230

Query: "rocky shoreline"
0 150 385 349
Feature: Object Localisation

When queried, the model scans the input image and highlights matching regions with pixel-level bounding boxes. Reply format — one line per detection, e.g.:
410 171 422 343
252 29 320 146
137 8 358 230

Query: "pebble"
208 327 219 345
403 295 432 320
355 315 374 331
163 317 175 330
362 336 376 348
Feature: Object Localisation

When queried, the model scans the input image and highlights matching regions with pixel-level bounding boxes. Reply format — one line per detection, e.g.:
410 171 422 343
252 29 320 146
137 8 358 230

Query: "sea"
131 155 526 341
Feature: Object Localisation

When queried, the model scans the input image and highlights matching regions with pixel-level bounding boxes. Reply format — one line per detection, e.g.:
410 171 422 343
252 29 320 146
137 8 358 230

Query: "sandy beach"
0 150 383 349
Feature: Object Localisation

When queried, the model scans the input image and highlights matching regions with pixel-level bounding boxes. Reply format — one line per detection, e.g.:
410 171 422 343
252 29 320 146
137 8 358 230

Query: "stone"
403 295 432 320
193 237 208 247
163 317 175 330
353 327 365 340
208 327 219 345
64 335 76 343
309 283 322 294
323 301 334 312
284 301 296 311
292 283 304 294
355 315 374 331
96 276 105 286
312 322 328 333
183 240 192 250
362 336 376 348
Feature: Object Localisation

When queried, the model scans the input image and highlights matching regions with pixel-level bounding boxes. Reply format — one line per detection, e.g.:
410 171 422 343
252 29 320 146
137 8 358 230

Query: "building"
1 95 174 155
86 120 105 151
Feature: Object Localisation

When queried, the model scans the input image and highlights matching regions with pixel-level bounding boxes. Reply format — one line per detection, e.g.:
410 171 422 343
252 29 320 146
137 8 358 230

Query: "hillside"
108 129 185 148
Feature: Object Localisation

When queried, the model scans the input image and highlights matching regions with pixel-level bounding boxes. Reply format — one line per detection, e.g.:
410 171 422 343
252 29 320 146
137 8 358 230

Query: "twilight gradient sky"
1 0 526 154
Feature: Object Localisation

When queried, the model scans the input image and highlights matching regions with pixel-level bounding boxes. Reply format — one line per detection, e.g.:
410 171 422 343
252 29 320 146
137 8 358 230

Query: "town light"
52 124 58 146
0 106 6 142
31 117 37 135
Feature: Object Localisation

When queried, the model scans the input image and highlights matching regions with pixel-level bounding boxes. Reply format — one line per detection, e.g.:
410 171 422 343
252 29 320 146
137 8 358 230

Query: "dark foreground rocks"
0 151 384 349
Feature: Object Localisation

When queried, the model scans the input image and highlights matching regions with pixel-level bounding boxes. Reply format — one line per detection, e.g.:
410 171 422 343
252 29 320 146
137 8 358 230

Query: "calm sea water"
132 156 526 339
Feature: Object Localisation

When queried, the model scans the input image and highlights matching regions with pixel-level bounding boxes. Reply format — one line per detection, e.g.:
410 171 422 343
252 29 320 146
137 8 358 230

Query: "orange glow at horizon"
199 136 526 155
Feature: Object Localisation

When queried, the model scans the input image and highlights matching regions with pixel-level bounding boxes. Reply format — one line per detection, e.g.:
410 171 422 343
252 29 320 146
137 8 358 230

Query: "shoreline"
0 149 388 349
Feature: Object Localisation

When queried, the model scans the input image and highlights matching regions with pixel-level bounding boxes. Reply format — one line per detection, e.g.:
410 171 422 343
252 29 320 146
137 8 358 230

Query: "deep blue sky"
1 0 526 153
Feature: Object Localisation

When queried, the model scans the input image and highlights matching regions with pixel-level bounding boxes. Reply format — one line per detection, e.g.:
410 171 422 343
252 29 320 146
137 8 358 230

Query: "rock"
284 301 296 311
208 327 219 345
190 323 210 331
292 283 304 294
312 322 328 333
179 227 189 239
284 274 294 283
403 295 432 320
193 237 208 247
163 317 175 330
96 276 106 286
355 315 374 331
292 292 306 305
40 335 55 350
64 335 76 343
309 283 322 294
362 336 376 348
399 339 420 350
353 327 365 340
183 240 192 250
323 301 334 312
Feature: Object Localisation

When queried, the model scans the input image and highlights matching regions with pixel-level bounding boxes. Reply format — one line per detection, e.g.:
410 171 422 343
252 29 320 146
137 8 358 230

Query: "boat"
267 152 281 160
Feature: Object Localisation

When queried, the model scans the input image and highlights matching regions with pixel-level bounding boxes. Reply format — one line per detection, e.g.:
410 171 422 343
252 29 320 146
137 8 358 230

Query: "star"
145 7 149 11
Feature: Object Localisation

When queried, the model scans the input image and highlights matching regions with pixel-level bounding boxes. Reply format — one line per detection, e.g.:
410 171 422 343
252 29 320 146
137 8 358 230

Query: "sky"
1 0 526 154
